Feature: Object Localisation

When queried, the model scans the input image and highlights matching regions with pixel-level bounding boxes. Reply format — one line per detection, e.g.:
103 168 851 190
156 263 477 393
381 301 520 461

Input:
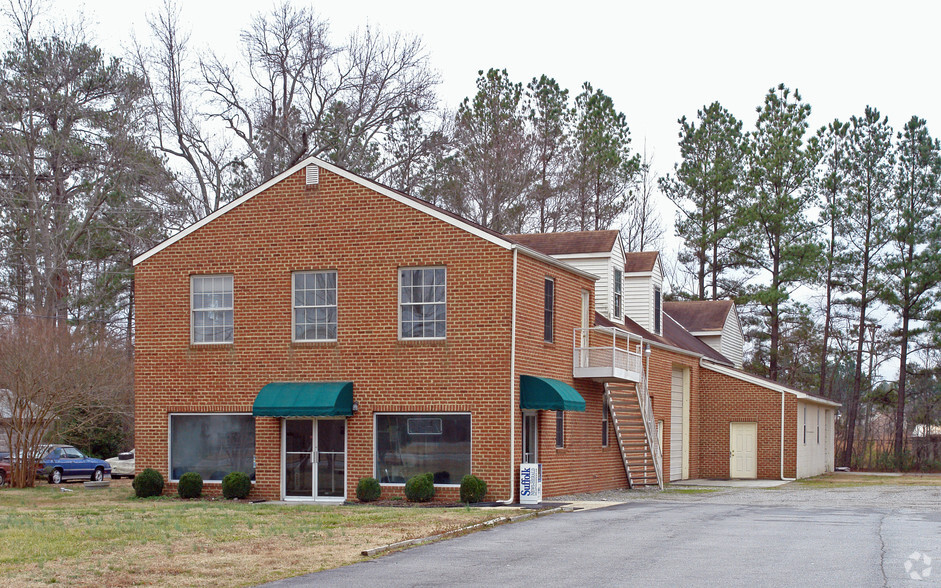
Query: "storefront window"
170 414 255 482
375 413 470 485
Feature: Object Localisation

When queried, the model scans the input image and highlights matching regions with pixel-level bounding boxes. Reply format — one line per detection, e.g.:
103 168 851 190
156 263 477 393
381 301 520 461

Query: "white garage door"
670 367 684 481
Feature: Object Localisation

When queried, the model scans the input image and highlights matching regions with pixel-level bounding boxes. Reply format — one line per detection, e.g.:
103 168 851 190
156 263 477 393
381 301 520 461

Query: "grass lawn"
0 480 520 587
796 472 941 488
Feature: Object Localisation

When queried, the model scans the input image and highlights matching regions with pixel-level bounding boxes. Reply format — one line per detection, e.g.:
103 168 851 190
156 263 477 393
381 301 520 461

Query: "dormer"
662 300 744 368
623 251 663 335
506 230 624 321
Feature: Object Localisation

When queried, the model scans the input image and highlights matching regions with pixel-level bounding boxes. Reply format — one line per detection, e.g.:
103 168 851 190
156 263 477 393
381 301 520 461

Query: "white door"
670 367 684 481
729 422 758 479
824 410 832 472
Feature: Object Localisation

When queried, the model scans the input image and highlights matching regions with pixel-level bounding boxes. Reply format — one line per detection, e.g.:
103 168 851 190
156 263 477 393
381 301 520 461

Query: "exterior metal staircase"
604 379 663 490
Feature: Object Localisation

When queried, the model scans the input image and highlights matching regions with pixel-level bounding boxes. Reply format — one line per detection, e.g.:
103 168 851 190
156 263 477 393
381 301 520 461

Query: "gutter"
503 247 519 504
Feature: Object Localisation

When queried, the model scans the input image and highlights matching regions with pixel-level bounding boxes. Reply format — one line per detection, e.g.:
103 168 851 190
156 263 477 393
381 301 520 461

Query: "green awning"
520 375 586 412
253 382 354 417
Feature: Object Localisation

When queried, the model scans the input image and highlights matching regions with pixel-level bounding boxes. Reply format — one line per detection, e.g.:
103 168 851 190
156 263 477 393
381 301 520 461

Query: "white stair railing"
636 367 664 490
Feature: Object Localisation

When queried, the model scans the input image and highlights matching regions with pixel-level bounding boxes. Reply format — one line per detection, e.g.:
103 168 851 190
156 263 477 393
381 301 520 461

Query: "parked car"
0 451 45 486
106 449 135 479
40 445 111 483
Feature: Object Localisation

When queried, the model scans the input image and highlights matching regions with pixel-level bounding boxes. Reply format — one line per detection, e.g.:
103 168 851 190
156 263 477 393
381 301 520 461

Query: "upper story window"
191 275 233 344
544 278 554 342
293 271 338 342
400 267 446 339
613 268 622 319
653 286 662 334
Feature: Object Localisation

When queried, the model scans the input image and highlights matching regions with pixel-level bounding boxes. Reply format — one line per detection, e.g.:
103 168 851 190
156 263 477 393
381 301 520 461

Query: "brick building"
133 156 838 502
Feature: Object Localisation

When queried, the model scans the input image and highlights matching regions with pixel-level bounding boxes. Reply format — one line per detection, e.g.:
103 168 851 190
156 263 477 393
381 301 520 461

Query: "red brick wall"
698 369 797 479
135 168 521 500
134 167 607 501
513 255 624 497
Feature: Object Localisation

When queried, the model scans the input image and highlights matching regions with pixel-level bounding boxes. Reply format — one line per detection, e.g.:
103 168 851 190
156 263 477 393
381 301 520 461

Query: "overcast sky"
37 0 939 373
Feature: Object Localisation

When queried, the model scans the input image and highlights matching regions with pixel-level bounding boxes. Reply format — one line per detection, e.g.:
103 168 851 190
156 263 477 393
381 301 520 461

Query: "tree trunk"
895 310 910 463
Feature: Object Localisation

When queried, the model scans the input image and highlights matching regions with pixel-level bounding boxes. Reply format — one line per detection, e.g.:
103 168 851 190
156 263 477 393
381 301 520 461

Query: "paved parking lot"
264 482 941 587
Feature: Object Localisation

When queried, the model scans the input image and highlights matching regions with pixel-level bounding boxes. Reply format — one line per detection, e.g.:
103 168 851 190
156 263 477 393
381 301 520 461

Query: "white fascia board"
623 270 654 277
688 330 722 337
514 246 598 281
551 253 611 260
134 156 515 266
702 361 842 407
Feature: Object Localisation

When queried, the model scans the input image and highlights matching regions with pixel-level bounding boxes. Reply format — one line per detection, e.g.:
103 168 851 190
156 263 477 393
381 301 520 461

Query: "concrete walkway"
669 478 791 488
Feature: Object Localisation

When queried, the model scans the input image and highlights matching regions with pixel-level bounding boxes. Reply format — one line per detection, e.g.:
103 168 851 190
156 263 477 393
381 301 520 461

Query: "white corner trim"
134 156 515 266
702 361 841 407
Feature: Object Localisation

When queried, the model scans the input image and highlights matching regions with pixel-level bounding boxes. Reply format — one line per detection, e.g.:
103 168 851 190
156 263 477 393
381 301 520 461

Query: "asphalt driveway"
263 483 941 587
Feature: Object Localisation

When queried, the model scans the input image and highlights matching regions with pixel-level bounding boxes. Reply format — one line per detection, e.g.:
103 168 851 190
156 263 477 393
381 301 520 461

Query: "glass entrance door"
522 412 538 464
284 419 346 499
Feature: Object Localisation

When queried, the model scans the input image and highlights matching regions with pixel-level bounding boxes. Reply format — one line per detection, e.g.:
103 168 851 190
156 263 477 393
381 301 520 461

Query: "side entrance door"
670 367 684 481
284 419 346 500
729 422 758 479
522 412 538 464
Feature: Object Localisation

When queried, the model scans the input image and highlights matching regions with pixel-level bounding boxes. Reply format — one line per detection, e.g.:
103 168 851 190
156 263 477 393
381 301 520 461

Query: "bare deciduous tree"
0 319 132 487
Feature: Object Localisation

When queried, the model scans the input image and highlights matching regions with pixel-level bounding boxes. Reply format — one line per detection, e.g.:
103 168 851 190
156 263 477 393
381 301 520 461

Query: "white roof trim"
702 361 841 407
514 246 598 281
689 330 722 337
551 252 612 260
134 156 514 266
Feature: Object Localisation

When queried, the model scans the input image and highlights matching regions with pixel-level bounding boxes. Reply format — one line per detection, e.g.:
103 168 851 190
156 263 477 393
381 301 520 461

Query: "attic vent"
305 164 320 185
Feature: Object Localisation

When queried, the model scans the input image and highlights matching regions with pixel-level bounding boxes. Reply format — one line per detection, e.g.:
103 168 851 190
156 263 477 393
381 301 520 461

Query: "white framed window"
169 413 255 482
817 409 820 444
613 268 623 319
191 275 233 344
803 406 807 445
293 271 337 342
374 412 470 485
653 286 662 334
556 411 564 448
544 277 554 342
399 267 446 339
602 398 609 447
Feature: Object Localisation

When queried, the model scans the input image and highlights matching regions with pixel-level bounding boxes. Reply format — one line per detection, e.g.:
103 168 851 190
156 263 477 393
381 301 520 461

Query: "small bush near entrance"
133 468 165 498
404 473 435 502
460 475 487 503
177 472 203 499
356 477 381 502
222 471 251 499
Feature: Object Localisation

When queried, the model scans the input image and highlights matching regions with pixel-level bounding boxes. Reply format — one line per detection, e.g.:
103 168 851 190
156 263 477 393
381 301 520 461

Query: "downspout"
700 357 796 481
503 247 519 503
781 391 795 481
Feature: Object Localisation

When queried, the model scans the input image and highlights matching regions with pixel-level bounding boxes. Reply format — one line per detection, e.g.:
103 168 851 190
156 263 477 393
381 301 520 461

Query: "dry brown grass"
796 472 941 487
0 480 520 587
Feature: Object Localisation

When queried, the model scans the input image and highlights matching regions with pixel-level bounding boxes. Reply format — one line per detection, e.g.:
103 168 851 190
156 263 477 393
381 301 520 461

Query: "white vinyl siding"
720 307 745 368
623 255 662 333
670 367 684 481
552 241 624 321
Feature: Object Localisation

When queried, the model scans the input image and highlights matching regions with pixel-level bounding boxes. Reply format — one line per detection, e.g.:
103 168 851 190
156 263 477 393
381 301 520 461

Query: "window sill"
291 340 338 349
396 339 447 347
188 343 235 350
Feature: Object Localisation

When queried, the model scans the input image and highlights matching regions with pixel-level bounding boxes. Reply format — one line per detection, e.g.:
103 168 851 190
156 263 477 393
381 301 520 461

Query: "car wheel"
92 468 104 482
50 469 62 485
112 474 121 480
0 470 6 486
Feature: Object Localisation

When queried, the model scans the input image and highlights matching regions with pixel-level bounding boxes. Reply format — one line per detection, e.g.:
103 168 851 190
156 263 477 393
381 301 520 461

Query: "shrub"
177 472 203 499
460 475 488 503
356 477 381 502
222 471 251 499
133 468 165 498
404 472 435 502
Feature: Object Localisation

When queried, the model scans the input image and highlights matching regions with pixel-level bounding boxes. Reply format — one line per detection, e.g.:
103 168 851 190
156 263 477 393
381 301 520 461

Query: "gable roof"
663 300 734 333
594 312 732 365
505 230 620 256
131 157 595 282
623 251 659 273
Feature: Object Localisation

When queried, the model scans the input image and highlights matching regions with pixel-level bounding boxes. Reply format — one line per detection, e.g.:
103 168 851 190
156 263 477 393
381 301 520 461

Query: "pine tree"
880 116 941 462
739 84 822 381
660 101 747 300
526 75 572 232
